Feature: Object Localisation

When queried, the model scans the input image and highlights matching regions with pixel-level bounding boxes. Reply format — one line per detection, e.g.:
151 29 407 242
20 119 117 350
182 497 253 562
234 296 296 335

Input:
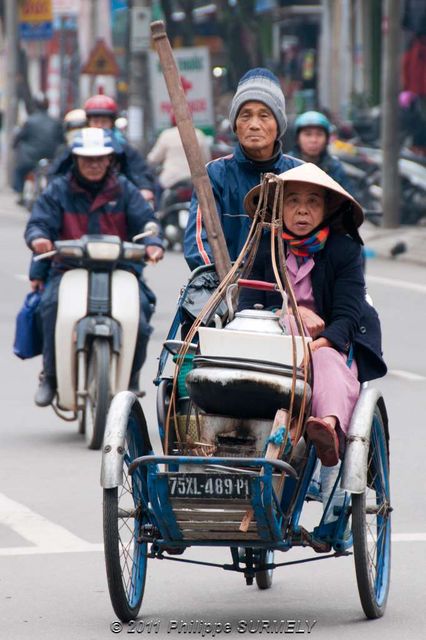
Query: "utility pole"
128 0 152 153
2 0 19 188
90 0 99 94
381 0 401 227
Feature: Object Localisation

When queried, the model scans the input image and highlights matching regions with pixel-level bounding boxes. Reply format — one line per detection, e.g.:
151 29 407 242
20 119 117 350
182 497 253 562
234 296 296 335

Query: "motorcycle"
156 179 193 251
22 158 50 212
35 227 157 449
332 141 426 226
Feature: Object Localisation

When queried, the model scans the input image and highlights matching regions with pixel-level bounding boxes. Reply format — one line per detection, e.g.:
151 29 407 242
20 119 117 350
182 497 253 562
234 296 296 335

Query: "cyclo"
100 174 391 622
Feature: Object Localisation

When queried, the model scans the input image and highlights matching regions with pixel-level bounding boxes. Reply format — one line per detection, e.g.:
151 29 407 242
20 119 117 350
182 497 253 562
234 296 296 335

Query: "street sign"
19 0 53 41
149 47 214 133
81 39 119 76
131 7 151 53
52 0 81 15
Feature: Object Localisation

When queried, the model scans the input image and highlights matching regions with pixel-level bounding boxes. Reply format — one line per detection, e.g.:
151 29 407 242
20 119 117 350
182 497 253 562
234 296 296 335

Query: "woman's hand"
309 337 333 353
294 306 325 338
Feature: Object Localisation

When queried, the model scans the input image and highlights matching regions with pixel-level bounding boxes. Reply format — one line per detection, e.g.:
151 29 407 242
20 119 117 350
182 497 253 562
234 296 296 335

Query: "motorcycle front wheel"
85 338 111 450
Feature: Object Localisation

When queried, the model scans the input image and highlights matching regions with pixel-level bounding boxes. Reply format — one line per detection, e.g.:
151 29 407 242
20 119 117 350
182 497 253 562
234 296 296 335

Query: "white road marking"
1 493 425 557
0 544 104 557
388 369 426 382
367 275 426 295
15 274 28 281
0 492 101 556
392 533 426 542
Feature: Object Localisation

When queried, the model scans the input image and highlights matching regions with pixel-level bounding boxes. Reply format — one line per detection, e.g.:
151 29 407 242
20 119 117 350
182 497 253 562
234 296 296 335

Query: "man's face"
283 182 326 236
235 101 278 160
298 126 328 160
88 115 114 129
76 155 111 181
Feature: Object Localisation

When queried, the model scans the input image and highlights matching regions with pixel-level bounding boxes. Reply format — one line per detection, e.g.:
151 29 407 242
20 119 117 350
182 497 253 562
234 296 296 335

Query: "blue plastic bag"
13 291 43 359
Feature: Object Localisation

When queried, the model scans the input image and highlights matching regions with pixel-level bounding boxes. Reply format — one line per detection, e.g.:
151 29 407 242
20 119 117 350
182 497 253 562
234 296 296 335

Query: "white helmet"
71 128 114 157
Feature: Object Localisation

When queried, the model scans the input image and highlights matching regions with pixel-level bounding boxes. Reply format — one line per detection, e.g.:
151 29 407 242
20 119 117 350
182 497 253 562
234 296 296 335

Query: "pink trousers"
310 347 360 435
284 316 360 435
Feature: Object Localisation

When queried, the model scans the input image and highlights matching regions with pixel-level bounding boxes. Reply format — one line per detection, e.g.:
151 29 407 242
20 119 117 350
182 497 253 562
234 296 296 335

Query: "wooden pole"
150 21 232 281
381 0 401 228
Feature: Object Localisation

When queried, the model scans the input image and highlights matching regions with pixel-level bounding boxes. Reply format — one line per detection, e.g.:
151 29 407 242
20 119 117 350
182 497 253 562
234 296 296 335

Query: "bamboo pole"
150 21 232 281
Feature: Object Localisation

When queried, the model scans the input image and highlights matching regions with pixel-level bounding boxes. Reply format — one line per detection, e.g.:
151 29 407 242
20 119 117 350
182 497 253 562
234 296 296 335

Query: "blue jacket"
290 145 355 195
239 232 387 383
25 172 163 281
183 143 302 270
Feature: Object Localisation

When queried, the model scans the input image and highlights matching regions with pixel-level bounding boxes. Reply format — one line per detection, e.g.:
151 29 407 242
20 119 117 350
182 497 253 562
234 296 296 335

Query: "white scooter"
35 226 157 449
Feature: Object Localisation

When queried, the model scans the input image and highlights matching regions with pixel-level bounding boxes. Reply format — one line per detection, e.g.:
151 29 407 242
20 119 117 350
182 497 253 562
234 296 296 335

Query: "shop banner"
149 46 214 133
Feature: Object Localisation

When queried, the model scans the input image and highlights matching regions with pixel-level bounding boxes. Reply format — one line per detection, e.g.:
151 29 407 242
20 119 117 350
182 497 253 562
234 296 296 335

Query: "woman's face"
283 182 326 236
298 126 327 160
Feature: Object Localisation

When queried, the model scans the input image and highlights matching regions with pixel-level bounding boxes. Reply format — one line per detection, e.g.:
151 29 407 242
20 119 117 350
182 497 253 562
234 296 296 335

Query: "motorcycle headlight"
86 242 121 261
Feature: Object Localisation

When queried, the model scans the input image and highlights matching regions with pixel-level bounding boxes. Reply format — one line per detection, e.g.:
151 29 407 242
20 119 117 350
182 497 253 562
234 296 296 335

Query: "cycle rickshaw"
100 176 391 623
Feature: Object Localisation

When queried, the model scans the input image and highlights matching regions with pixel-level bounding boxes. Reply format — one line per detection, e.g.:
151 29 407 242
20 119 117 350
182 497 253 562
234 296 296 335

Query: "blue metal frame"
129 455 298 548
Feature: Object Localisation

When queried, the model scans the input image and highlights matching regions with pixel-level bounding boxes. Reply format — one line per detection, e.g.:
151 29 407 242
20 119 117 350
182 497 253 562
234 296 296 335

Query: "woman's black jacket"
238 232 387 383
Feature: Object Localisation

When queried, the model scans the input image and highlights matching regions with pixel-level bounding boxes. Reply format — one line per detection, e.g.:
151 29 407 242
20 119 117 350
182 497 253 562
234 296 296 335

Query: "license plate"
168 473 251 499
178 209 189 228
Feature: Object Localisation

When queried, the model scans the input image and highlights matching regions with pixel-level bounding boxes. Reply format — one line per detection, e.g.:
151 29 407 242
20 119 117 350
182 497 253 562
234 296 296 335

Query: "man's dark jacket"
183 143 302 271
25 172 162 281
239 232 387 383
13 110 64 165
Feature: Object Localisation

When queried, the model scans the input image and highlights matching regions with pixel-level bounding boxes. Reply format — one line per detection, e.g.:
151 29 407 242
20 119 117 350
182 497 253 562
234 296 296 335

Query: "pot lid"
235 309 279 320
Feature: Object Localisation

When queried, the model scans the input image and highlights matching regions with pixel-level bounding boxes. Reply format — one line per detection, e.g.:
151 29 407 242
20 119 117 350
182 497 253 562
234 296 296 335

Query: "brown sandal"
306 417 339 467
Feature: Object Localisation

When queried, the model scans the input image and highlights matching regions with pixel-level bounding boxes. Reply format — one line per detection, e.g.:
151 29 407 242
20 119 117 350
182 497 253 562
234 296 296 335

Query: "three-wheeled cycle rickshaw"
100 176 391 623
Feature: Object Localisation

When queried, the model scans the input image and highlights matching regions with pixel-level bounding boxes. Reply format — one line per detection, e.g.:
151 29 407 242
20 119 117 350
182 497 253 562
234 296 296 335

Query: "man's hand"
295 306 325 338
30 279 45 292
31 238 53 254
140 189 155 207
145 245 164 264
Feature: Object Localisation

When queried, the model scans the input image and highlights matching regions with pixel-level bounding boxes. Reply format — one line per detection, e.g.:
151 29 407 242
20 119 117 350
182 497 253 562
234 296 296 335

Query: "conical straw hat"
244 162 364 229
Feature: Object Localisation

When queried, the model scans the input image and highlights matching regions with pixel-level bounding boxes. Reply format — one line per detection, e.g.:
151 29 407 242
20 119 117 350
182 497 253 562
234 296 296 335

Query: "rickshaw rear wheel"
255 549 274 590
352 407 391 619
103 400 150 622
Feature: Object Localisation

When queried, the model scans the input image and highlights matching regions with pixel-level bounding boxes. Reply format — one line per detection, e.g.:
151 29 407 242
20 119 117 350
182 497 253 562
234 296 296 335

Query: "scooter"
156 179 193 251
22 158 50 212
35 227 157 449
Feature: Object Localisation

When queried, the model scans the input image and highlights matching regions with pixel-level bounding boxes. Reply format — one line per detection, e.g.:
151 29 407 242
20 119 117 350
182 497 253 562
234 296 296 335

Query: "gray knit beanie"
229 68 287 138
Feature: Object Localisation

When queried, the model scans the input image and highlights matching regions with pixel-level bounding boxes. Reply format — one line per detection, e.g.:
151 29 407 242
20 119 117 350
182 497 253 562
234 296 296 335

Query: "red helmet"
84 94 118 119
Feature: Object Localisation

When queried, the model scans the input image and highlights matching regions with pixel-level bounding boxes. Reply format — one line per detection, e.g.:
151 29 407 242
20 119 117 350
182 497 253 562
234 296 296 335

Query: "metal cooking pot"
225 308 285 335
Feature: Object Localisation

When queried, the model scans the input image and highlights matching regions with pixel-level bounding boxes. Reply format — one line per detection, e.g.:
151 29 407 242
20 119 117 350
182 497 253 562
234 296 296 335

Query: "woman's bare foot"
306 416 339 466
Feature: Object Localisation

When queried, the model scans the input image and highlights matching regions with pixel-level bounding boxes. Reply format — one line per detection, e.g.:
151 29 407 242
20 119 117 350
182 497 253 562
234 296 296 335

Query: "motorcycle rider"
12 93 64 203
24 128 164 407
183 67 302 271
290 110 354 193
147 113 211 191
49 94 156 204
63 108 87 146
